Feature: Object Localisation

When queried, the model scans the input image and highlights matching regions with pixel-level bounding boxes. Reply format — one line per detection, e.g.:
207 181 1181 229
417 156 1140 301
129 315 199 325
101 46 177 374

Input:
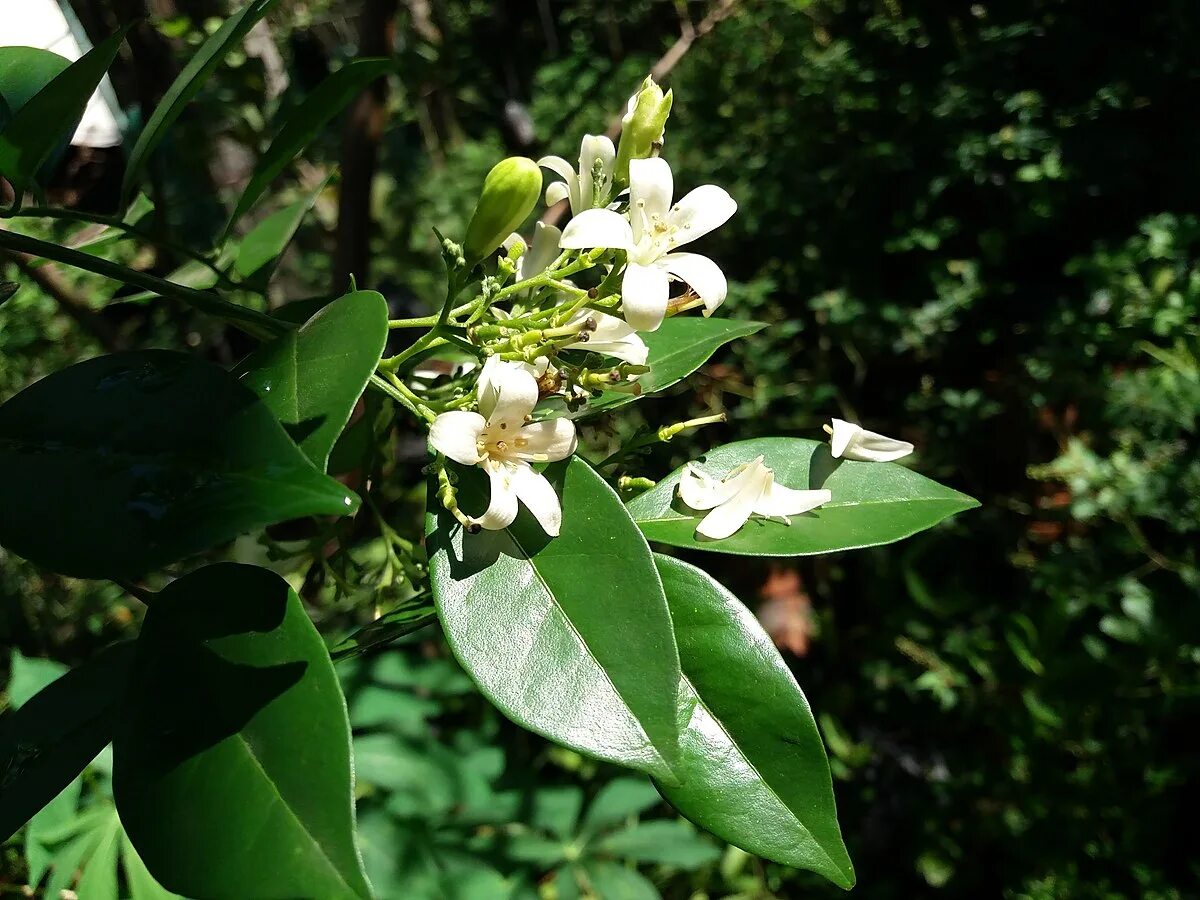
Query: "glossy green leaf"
226 58 393 232
0 643 133 842
0 47 70 115
0 28 130 194
627 437 978 555
113 563 372 899
232 177 328 287
121 0 280 205
426 457 682 780
545 317 764 419
653 555 855 888
0 350 358 578
234 290 389 469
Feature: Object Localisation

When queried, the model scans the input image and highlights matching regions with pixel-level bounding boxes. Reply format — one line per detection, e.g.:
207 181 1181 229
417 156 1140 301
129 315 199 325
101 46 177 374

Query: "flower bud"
614 76 673 185
464 157 542 263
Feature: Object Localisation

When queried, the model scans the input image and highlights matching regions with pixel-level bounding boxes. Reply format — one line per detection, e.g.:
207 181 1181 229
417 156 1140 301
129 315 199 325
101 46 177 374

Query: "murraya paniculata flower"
825 418 914 462
678 456 831 540
558 156 736 332
538 135 617 216
429 357 577 535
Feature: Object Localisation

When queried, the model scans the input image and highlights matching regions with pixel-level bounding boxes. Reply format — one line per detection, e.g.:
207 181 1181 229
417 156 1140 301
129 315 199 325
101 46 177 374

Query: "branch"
2 253 124 353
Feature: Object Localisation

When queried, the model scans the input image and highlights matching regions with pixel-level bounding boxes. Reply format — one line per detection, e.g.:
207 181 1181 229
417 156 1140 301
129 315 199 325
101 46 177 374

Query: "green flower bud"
614 76 674 185
463 157 542 263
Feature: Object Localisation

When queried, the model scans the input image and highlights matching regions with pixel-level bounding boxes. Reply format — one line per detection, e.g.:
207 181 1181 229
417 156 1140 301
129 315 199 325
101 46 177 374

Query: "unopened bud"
615 76 673 185
464 157 542 263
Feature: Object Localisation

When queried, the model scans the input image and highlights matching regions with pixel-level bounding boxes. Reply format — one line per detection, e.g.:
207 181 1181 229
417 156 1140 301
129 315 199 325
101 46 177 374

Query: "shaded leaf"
596 820 721 868
0 350 358 578
232 177 329 288
113 563 372 899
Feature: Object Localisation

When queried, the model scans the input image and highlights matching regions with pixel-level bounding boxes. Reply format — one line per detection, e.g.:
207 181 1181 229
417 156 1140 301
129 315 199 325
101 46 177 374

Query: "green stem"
0 227 285 340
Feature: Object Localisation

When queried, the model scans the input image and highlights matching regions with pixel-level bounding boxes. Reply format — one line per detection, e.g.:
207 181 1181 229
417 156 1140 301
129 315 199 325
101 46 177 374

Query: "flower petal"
661 252 728 314
629 157 673 243
678 463 731 511
753 479 831 518
578 134 616 209
511 464 563 536
428 410 485 465
829 417 914 462
621 261 670 331
566 311 648 365
559 208 634 250
515 416 577 462
667 184 737 246
544 180 570 207
520 221 562 281
477 357 538 424
475 460 521 531
696 465 771 540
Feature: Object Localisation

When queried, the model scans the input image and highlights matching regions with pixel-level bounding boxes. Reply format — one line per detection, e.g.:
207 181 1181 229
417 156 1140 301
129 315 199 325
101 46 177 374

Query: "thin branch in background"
333 0 399 292
2 252 124 354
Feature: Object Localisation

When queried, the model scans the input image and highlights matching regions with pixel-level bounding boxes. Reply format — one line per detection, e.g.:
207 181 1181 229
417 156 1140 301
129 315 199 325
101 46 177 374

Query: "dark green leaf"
0 47 71 114
121 0 280 205
113 563 372 899
0 350 358 578
226 59 393 232
653 555 855 888
122 832 180 900
627 437 978 556
0 28 130 194
427 457 682 780
0 282 16 306
331 594 437 659
543 317 764 419
0 643 133 842
234 290 389 469
232 177 329 289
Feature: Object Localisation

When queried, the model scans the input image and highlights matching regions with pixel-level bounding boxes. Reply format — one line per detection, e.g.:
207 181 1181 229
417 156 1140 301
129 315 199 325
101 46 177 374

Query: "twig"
2 252 124 352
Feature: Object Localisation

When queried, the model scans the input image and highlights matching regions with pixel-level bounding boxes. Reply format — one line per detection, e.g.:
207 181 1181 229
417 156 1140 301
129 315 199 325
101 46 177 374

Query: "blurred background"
3 1 1199 897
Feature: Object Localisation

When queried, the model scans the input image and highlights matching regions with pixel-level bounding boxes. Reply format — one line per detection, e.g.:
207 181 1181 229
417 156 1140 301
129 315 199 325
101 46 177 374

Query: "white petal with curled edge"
578 134 616 209
511 464 563 536
667 184 737 246
661 252 728 314
475 460 521 531
544 180 570 208
477 357 538 424
679 464 731 511
428 411 486 465
629 157 674 242
829 417 914 462
621 261 671 332
559 208 634 250
568 311 648 365
520 221 562 281
696 464 771 540
515 417 577 462
754 479 832 518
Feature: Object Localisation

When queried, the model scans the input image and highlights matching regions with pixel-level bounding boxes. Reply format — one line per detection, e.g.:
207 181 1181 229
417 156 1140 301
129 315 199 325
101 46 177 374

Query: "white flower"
538 134 617 215
429 357 577 535
678 456 831 540
559 157 736 332
503 221 562 283
825 418 914 462
562 309 648 365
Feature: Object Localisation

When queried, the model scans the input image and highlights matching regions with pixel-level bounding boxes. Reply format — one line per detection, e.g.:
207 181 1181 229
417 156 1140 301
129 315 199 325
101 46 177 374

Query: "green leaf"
426 457 682 781
0 28 130 195
0 643 133 842
331 595 437 659
226 58 393 232
544 317 764 419
653 555 855 888
0 350 358 578
113 563 372 899
579 778 662 835
0 281 18 306
583 860 661 900
74 806 121 900
232 179 328 288
121 0 280 205
596 820 721 868
234 290 389 470
627 437 978 556
122 832 180 900
0 47 71 115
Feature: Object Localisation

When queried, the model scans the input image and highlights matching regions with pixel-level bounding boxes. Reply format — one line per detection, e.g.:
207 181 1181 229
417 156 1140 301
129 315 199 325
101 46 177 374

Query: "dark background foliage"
3 0 1198 897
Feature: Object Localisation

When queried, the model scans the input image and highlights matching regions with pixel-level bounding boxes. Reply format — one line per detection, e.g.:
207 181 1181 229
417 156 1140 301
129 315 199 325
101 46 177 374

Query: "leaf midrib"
633 494 972 525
